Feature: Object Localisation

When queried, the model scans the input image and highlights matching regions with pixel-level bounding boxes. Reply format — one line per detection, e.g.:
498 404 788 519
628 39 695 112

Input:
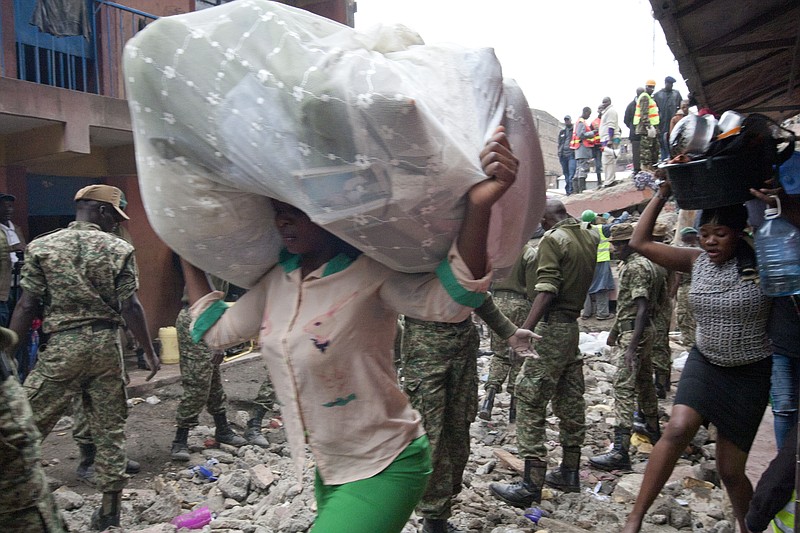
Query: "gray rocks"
218 469 251 502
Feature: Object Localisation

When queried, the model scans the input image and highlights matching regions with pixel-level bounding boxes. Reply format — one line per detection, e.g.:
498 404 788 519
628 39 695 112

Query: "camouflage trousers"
612 328 658 429
515 321 585 460
0 372 65 532
639 135 661 170
401 318 479 520
485 291 531 395
72 327 130 446
23 327 128 493
676 285 696 347
175 308 228 428
651 300 673 374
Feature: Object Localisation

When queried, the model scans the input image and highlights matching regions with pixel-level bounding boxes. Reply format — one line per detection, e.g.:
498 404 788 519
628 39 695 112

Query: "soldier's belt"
54 321 117 335
404 317 472 329
616 320 654 333
617 320 635 333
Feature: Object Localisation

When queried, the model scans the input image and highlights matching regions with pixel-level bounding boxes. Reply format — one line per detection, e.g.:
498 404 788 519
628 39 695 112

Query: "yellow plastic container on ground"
158 326 179 364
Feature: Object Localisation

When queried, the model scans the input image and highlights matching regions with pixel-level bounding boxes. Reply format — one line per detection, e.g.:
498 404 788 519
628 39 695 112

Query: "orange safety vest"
570 118 595 149
633 93 660 126
591 117 602 146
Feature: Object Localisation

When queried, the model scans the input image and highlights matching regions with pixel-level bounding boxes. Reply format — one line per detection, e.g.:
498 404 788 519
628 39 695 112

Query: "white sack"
124 0 545 287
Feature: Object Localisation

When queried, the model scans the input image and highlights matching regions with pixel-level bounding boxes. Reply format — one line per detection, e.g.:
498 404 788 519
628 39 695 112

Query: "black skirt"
673 346 772 453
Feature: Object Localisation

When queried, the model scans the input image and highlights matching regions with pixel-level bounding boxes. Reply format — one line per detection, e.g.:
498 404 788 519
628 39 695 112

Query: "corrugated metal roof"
651 0 800 119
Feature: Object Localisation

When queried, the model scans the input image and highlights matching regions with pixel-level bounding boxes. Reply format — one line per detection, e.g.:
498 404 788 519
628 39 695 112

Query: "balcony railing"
1 0 158 99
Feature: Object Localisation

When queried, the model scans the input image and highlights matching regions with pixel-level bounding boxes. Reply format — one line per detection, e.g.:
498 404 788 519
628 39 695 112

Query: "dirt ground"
39 354 274 495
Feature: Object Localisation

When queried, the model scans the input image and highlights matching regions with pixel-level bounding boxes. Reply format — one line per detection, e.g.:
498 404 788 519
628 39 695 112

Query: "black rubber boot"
422 518 464 533
589 429 632 472
213 413 247 446
76 443 96 484
244 407 269 448
508 395 517 424
545 446 580 492
633 415 662 444
171 427 191 462
77 443 140 484
489 458 546 508
136 347 148 369
478 387 496 421
90 490 121 530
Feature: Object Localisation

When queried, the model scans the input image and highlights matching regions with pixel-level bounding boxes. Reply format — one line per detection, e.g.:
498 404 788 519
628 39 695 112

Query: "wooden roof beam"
725 77 800 111
739 104 800 113
674 0 717 19
693 1 798 56
695 38 796 57
703 51 782 85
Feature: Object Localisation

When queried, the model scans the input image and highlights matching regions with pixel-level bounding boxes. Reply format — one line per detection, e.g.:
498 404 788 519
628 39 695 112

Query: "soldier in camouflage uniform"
0 327 65 533
402 298 525 533
73 197 139 485
171 286 247 461
479 241 538 423
402 317 478 533
490 199 599 507
10 185 160 530
650 223 673 399
589 223 665 472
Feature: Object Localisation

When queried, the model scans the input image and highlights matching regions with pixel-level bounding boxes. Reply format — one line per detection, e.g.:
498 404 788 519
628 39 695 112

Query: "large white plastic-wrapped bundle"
124 0 544 287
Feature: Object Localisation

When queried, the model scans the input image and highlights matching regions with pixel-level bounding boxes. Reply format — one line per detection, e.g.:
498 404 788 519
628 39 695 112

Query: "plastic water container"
779 151 800 195
158 326 180 364
755 204 800 296
171 506 213 529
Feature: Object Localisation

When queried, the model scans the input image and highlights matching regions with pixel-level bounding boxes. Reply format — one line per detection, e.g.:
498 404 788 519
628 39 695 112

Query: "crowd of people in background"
558 76 687 195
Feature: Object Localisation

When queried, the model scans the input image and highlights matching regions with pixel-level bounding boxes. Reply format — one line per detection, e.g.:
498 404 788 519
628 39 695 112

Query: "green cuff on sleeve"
191 300 228 343
435 258 486 308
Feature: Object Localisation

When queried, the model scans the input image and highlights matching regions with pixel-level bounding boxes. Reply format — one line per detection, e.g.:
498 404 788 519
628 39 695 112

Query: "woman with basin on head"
620 179 771 533
179 127 535 533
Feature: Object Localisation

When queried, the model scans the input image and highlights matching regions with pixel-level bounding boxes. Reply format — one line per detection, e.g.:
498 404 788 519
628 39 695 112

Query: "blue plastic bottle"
755 204 800 296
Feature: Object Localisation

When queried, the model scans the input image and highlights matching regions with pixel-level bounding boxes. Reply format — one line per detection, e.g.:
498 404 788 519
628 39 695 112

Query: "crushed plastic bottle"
188 458 220 482
524 507 543 523
171 506 214 529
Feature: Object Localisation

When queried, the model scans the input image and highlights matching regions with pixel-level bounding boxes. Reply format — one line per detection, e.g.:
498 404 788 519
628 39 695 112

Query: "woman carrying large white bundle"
181 128 521 533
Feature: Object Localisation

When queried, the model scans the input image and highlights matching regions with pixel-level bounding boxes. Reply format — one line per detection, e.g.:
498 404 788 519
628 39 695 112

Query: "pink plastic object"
171 506 213 529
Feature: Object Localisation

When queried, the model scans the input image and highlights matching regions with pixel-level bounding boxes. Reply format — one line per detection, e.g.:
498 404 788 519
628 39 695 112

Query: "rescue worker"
11 185 160 530
0 326 65 533
570 107 596 194
589 223 665 471
489 199 598 506
633 80 661 170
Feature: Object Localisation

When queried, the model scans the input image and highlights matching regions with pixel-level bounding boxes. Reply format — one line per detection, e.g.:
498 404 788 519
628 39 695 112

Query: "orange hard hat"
645 79 657 86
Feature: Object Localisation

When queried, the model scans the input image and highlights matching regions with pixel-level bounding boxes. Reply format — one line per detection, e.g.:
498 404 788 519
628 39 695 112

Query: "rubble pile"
47 328 738 533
